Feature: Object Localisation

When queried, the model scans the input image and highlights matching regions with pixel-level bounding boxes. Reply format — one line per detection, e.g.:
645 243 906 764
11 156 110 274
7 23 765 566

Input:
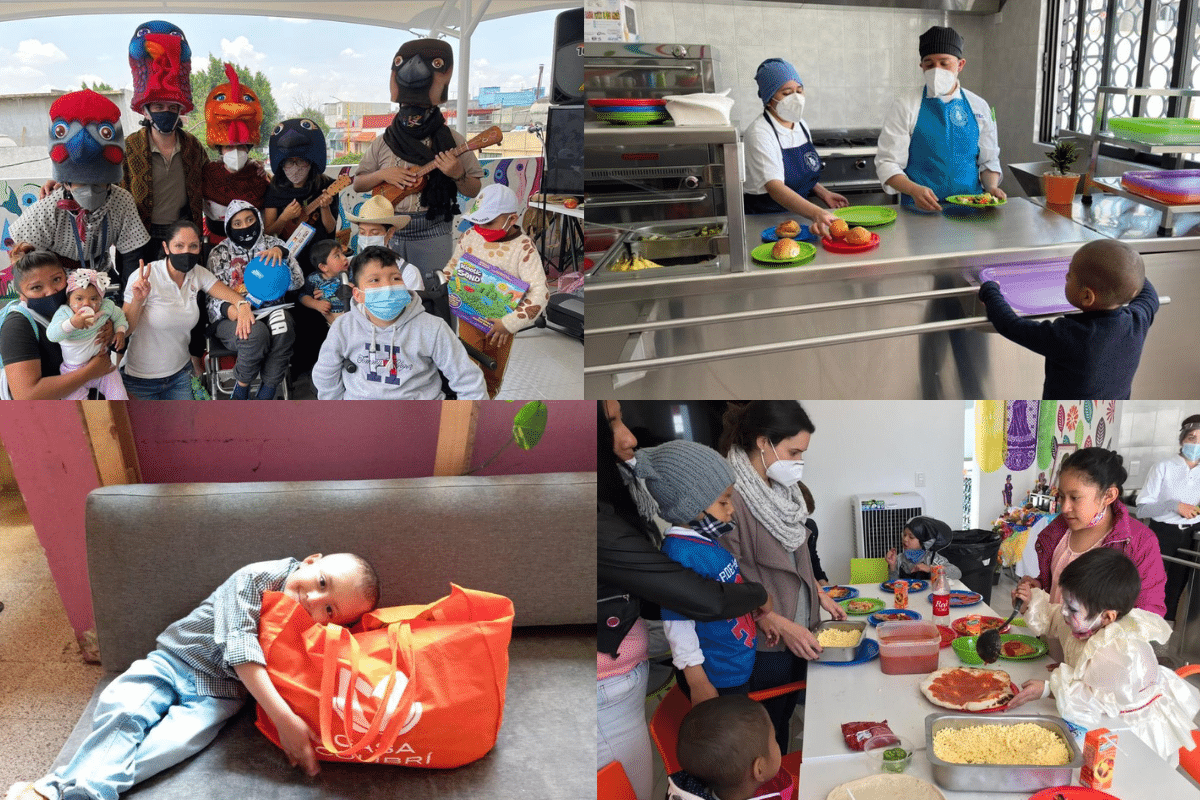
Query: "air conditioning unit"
852 493 925 558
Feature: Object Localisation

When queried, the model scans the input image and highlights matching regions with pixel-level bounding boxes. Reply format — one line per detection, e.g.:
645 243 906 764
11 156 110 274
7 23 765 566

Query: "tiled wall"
1119 401 1198 492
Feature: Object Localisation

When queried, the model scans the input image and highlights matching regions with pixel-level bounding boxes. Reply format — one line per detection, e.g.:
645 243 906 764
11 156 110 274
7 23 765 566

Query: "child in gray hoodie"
312 246 485 399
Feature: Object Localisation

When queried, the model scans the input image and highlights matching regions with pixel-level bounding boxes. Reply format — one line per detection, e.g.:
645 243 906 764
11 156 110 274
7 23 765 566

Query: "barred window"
1043 0 1199 140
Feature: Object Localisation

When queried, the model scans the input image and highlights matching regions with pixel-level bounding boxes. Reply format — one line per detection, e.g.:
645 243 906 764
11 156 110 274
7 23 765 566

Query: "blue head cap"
755 59 802 106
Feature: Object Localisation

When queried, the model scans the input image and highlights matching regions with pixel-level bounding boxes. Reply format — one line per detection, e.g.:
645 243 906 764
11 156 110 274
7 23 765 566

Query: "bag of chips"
841 721 897 751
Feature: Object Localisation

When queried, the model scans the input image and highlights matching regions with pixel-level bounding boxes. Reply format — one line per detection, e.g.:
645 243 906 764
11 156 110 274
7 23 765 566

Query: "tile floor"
0 492 101 790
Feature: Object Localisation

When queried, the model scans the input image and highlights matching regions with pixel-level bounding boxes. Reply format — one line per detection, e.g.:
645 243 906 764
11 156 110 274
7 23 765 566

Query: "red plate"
1028 788 1120 800
821 232 880 253
937 625 956 648
587 98 667 108
951 616 1012 636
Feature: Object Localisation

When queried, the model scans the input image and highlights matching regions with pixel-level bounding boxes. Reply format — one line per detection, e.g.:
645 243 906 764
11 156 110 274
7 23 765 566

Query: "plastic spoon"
976 601 1022 664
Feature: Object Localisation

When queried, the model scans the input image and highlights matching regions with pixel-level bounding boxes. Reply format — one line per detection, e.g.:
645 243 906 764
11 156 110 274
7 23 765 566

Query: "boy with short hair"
1007 548 1200 764
8 553 380 799
344 195 422 291
634 440 772 705
667 695 782 800
979 239 1158 399
311 245 486 399
299 239 352 325
442 183 549 397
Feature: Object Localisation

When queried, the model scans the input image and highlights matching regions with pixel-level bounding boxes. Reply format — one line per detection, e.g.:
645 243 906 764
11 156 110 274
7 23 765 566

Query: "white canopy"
0 0 575 135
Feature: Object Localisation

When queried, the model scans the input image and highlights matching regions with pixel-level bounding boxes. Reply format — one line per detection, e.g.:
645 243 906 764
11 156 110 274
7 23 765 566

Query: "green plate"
997 633 1048 660
840 597 886 615
945 194 1007 207
750 241 816 267
834 205 897 227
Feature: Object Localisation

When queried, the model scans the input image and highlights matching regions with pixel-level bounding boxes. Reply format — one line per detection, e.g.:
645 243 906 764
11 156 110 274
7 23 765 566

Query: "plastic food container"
925 713 1082 792
877 620 940 674
1121 169 1200 204
864 734 914 774
814 620 868 662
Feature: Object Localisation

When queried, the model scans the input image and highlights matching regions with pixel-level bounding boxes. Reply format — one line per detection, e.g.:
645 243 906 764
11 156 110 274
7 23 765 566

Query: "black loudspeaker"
551 7 583 105
542 105 583 194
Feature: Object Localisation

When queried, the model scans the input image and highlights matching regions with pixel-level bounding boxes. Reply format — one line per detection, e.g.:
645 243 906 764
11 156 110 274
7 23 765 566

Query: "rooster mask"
205 63 263 147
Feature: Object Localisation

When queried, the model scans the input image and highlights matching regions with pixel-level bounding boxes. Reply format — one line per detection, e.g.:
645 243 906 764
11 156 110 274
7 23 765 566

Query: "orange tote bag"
255 584 514 767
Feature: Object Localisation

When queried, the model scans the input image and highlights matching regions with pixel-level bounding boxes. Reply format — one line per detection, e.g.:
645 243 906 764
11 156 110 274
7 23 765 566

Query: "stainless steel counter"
585 198 1198 399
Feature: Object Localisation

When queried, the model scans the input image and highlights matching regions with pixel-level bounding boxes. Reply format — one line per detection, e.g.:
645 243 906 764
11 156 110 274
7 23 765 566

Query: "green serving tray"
1108 116 1200 144
834 205 898 227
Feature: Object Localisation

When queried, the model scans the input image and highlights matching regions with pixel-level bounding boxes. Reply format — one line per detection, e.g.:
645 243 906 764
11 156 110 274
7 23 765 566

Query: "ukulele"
278 173 352 240
371 126 503 205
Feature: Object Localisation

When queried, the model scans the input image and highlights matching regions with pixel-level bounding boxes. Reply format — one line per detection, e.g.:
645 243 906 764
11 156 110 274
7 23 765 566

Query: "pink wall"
0 404 100 640
1 401 595 646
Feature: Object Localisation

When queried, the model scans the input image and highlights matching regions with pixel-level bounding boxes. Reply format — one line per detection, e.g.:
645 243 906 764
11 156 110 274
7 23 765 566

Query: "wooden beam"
78 401 141 486
433 400 480 476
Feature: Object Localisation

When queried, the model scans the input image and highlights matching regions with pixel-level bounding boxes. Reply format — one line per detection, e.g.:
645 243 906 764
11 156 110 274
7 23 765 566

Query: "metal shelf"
1059 128 1200 156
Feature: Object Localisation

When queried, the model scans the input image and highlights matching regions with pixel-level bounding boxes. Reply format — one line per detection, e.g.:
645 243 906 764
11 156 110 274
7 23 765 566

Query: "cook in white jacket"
874 26 1006 212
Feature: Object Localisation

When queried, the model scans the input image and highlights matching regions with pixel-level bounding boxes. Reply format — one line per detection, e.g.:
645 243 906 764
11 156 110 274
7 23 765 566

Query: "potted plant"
1042 138 1082 204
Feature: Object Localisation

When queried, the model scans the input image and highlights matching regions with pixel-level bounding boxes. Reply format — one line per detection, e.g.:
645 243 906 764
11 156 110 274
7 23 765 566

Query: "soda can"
893 579 909 609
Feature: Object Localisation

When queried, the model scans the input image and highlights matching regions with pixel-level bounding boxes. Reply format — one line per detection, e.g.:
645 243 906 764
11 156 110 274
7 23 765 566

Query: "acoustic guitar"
371 126 503 205
278 173 352 240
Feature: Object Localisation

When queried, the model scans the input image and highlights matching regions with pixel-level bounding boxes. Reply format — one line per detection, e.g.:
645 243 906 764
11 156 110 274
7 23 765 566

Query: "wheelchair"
204 305 294 400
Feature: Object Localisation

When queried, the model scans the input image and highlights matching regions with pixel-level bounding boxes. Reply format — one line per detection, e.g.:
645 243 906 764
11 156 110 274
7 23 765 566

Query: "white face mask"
223 148 249 172
283 162 310 185
773 92 806 123
924 67 958 98
762 443 805 487
358 234 386 249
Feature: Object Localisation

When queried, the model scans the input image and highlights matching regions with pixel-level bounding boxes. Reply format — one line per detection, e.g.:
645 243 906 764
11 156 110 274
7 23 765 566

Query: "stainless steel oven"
809 127 895 207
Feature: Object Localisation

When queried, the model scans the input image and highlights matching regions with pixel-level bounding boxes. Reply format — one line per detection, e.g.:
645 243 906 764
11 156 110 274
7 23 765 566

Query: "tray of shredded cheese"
814 620 867 662
925 713 1081 792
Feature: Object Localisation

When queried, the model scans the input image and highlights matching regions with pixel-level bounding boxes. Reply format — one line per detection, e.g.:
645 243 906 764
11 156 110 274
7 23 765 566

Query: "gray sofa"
51 474 595 799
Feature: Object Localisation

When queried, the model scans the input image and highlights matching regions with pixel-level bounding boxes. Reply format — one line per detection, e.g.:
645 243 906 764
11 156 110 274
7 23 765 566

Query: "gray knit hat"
634 440 734 526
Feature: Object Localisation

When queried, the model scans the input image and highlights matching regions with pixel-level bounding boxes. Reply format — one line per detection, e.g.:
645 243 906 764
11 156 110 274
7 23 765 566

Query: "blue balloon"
244 254 289 306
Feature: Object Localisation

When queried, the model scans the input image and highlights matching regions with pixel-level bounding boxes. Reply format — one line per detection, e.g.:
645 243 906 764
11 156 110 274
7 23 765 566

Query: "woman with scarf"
718 401 846 753
352 39 484 326
206 199 303 399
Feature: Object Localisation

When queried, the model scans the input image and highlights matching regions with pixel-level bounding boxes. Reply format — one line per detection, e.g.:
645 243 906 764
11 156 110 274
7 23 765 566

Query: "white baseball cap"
462 183 520 224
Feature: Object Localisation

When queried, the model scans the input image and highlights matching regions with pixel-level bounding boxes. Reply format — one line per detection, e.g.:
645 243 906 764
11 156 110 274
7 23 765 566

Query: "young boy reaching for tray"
1007 548 1200 764
886 515 962 581
978 239 1158 399
667 695 782 800
634 440 774 704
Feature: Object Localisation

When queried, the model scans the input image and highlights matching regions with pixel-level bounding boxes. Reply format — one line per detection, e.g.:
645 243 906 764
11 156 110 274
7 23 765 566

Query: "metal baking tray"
925 712 1082 792
813 620 868 662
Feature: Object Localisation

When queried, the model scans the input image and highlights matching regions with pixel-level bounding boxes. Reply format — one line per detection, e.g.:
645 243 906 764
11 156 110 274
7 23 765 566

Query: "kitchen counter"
586 198 1199 399
1033 193 1200 241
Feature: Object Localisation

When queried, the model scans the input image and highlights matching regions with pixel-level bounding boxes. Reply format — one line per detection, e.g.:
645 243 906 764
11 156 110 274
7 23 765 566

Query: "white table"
798 582 1200 799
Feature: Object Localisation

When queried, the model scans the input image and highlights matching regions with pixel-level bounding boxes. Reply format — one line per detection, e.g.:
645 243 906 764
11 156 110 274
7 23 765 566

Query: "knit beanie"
128 20 194 113
918 26 964 59
634 440 734 526
48 90 125 185
754 59 802 106
205 63 263 147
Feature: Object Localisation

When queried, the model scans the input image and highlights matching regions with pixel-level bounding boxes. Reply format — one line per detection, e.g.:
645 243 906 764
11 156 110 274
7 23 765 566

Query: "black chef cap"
919 26 964 59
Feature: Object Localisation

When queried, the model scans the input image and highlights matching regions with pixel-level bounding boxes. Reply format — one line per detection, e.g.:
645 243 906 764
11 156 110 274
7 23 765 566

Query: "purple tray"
1121 169 1200 204
978 259 1073 315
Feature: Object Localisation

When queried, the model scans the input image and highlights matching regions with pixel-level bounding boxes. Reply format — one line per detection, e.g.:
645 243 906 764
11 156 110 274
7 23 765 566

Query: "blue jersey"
302 271 348 314
661 527 757 688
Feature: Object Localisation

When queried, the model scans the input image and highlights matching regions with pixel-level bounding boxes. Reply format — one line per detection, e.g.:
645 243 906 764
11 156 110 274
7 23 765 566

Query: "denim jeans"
35 650 244 800
597 659 653 800
120 365 195 400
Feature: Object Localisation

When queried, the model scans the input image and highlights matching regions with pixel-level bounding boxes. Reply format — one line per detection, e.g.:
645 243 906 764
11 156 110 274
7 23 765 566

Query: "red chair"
1175 664 1200 782
649 681 805 788
597 760 639 800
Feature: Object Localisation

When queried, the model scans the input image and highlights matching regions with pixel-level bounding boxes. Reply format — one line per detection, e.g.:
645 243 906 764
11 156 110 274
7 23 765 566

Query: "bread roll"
772 238 801 259
829 218 849 241
775 220 800 238
844 226 872 246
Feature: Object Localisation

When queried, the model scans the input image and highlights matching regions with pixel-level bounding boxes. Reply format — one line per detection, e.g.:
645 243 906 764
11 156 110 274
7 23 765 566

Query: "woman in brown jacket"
719 401 847 752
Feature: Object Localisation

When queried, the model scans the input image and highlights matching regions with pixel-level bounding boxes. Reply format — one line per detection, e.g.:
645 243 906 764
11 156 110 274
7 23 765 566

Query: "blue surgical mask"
362 285 410 321
148 109 181 133
1183 443 1200 462
904 548 926 562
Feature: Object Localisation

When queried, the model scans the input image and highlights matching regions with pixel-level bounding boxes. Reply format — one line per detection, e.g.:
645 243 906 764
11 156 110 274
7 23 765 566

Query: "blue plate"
821 585 859 601
868 608 923 626
927 589 983 607
761 224 817 244
880 579 929 593
814 637 879 666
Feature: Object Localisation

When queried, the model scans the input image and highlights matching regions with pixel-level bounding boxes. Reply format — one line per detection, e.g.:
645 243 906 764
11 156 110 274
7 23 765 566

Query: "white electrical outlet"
915 472 925 487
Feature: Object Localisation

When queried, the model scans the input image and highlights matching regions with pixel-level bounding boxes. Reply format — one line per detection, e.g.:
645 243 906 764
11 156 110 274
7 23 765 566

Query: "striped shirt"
154 557 300 698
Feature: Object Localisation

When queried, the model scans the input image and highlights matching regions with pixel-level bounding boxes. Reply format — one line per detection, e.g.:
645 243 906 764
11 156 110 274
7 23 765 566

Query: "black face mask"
168 252 200 273
147 109 181 133
26 287 68 319
228 219 261 249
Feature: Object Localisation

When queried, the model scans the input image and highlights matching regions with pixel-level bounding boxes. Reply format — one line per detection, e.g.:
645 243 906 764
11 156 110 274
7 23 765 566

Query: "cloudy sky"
0 9 562 112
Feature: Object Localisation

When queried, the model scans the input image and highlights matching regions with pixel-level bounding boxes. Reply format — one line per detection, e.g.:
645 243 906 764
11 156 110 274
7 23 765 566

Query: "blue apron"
744 113 823 214
901 87 982 206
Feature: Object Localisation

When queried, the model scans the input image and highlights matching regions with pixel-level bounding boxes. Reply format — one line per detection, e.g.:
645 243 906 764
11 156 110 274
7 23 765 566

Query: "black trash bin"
942 528 1003 604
